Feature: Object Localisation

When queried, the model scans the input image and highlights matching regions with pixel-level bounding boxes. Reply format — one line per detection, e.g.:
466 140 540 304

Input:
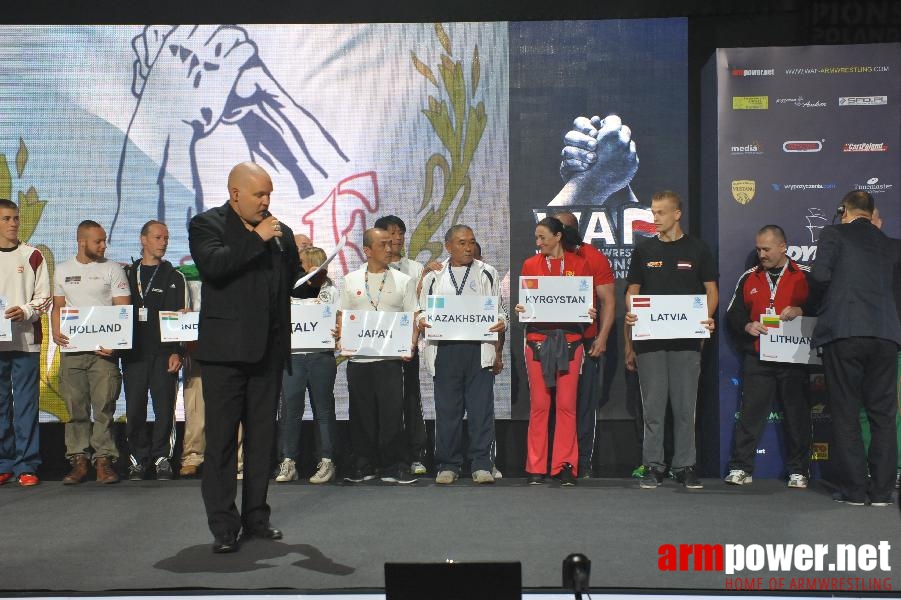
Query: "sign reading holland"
630 295 710 340
518 276 593 323
59 305 133 352
159 311 199 342
425 295 499 341
759 314 821 365
340 310 415 358
290 303 337 350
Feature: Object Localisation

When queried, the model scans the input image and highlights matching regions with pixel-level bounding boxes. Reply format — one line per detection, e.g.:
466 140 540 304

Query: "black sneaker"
381 468 418 485
343 468 376 483
554 464 577 486
527 473 546 485
155 458 173 480
674 466 703 489
127 464 145 481
639 468 665 488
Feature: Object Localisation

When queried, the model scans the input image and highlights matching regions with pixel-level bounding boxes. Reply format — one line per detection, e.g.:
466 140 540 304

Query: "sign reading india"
518 276 593 323
159 311 199 342
630 295 710 340
340 310 415 358
425 295 499 341
759 314 821 365
59 305 133 352
290 303 337 350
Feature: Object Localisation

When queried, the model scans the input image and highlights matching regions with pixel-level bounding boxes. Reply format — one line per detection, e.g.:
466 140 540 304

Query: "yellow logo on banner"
732 96 769 109
811 442 829 460
731 180 756 205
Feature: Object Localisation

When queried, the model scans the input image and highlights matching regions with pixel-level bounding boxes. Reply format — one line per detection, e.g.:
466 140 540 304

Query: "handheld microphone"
261 210 283 252
832 204 844 224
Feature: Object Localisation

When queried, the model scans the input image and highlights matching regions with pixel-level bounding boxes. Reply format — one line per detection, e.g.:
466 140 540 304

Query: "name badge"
138 307 148 322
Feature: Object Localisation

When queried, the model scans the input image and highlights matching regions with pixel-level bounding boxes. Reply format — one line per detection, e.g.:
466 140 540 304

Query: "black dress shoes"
244 525 283 540
212 532 239 554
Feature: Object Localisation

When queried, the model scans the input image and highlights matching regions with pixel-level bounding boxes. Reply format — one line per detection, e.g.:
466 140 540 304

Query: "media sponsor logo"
783 140 822 152
838 96 887 106
732 96 768 110
730 141 763 156
771 183 837 192
784 65 890 75
775 96 828 108
731 180 755 205
842 142 888 152
854 177 894 193
730 68 775 77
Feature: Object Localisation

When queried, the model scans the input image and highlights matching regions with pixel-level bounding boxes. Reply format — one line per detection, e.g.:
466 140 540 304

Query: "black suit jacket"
188 202 301 365
811 217 901 348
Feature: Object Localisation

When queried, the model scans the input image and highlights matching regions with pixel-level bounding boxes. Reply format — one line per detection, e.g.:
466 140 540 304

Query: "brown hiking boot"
62 454 89 485
179 464 199 478
94 456 120 484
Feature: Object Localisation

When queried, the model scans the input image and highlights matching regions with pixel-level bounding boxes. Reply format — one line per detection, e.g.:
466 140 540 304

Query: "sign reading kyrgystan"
759 314 821 365
340 310 414 358
159 311 199 342
59 305 133 352
518 276 593 323
424 295 499 341
290 303 337 350
630 295 710 340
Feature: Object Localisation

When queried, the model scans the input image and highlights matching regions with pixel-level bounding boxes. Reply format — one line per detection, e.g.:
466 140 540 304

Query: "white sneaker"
491 466 503 480
724 469 752 485
435 470 458 485
275 458 297 482
787 473 808 489
236 469 243 480
472 469 495 484
411 461 427 475
309 458 335 484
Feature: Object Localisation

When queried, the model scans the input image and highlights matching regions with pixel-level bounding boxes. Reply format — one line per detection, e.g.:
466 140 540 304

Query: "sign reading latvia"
59 305 133 351
424 295 499 341
158 311 199 342
290 303 337 350
630 294 710 340
759 314 821 365
517 276 593 323
340 310 415 358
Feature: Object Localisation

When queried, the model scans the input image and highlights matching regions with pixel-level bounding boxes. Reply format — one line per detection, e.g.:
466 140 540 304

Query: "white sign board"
0 295 11 341
340 310 414 358
759 314 821 365
424 295 499 341
630 295 710 340
290 303 337 350
159 311 199 342
59 305 133 352
518 276 592 323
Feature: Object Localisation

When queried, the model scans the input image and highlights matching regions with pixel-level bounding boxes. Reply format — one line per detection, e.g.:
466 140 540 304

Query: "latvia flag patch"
677 261 693 270
632 297 651 308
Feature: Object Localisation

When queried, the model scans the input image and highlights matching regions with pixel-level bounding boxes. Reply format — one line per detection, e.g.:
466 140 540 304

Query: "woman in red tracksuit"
515 217 594 485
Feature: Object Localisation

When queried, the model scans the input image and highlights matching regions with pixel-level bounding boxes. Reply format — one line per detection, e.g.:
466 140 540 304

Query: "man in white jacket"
0 199 51 486
418 225 507 484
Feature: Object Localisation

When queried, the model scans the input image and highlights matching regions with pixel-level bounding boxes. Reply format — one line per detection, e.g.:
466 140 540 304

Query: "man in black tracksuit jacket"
124 221 188 480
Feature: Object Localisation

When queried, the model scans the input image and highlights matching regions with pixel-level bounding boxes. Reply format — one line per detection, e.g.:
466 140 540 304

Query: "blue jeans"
280 352 337 461
0 351 40 475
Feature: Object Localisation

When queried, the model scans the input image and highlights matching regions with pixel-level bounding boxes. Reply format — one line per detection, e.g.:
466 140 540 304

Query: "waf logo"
521 278 539 290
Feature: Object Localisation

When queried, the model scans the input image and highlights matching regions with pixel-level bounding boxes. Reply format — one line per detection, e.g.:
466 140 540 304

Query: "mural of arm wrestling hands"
550 114 639 206
114 25 348 250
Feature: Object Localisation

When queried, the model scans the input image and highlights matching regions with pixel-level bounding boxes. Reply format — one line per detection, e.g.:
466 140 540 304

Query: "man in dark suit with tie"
812 190 901 507
189 162 301 552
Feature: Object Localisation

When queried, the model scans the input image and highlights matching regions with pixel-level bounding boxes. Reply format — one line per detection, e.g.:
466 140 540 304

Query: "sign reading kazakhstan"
630 295 710 340
340 310 415 358
424 295 499 341
759 314 821 365
290 303 337 350
158 311 199 342
59 306 133 351
517 277 593 323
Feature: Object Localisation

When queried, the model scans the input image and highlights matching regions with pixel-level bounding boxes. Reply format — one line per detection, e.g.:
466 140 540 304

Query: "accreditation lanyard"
447 262 473 295
136 263 161 305
545 255 564 276
365 269 388 310
765 262 788 314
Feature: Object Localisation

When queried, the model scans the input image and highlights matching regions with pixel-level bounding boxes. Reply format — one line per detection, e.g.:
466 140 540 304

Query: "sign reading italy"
759 314 821 365
630 295 710 340
59 306 133 352
290 303 337 350
425 295 499 341
518 276 593 323
158 311 199 342
340 310 415 358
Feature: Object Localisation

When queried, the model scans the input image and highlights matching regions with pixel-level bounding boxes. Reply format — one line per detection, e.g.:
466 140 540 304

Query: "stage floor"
1 476 897 595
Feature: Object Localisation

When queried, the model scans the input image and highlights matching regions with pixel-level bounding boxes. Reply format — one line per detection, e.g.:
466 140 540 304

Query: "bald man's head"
553 212 578 229
294 233 312 251
227 162 273 226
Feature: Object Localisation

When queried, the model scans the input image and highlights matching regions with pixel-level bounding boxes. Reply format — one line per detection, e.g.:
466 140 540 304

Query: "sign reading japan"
59 305 133 351
517 276 593 323
630 295 710 340
159 311 198 342
759 314 821 365
425 295 499 341
340 310 415 358
290 303 337 350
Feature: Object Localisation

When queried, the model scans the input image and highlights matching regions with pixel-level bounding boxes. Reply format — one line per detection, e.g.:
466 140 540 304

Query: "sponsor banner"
732 95 769 109
629 294 710 340
59 305 133 352
159 311 199 342
842 142 887 152
759 315 821 365
0 296 11 341
782 140 823 152
289 303 337 350
424 295 499 341
517 276 593 323
838 95 888 106
340 310 414 358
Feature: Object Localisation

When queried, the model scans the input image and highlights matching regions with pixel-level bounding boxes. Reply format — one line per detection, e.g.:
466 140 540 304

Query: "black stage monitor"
385 561 522 600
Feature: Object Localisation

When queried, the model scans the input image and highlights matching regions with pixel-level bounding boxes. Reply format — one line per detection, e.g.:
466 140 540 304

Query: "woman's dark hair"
536 216 564 236
536 217 580 252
